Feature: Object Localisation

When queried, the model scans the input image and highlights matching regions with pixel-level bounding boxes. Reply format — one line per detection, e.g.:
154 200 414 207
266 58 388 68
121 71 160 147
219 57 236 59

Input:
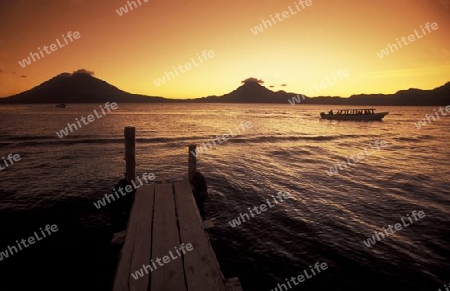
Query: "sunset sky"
0 0 449 99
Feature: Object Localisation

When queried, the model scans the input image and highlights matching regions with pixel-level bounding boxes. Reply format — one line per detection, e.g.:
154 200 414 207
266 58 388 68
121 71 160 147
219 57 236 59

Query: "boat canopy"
335 109 375 115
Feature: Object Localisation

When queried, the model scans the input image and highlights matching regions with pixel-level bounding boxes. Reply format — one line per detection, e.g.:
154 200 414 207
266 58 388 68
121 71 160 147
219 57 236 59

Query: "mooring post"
124 127 136 182
188 145 197 183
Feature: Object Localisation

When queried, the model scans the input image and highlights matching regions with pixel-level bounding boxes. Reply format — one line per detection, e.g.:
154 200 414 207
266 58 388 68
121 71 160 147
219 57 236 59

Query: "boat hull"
320 112 389 121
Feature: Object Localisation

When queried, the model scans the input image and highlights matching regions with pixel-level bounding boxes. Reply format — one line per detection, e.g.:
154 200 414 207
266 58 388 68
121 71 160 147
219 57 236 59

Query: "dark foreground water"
0 104 449 291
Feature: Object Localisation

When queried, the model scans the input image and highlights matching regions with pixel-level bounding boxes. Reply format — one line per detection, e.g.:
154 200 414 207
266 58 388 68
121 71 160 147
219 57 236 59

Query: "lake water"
0 104 449 291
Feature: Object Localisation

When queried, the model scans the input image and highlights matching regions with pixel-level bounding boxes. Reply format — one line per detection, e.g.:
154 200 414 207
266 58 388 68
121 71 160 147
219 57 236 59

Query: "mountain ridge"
1 72 449 106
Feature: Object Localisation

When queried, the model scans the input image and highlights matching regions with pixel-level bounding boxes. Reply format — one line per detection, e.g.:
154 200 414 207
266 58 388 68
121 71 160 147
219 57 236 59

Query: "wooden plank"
225 278 243 291
174 180 226 291
129 185 154 291
113 184 155 291
203 219 215 230
151 184 187 291
111 231 127 245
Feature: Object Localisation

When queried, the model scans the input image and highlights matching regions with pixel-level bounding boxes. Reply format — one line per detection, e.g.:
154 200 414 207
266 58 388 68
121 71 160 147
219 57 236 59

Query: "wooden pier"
112 127 241 291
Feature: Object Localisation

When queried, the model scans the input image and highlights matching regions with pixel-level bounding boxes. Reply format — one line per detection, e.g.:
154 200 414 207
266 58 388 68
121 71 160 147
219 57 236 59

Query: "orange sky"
0 0 449 99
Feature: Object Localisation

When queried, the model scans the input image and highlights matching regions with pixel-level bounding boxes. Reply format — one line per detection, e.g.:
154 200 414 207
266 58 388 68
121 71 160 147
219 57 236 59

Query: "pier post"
124 127 136 182
188 145 197 183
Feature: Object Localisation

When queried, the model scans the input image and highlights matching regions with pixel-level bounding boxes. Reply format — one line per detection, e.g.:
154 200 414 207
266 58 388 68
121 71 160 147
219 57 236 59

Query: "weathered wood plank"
174 180 226 291
113 184 155 291
111 231 127 245
225 278 243 291
203 219 215 230
151 184 187 291
129 185 155 291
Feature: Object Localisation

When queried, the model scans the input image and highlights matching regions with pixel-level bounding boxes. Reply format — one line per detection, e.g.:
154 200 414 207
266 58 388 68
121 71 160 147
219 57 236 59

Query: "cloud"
71 69 94 76
241 77 264 84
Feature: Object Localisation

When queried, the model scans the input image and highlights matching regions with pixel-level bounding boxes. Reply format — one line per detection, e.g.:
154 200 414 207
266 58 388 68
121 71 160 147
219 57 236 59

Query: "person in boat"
328 110 334 115
191 170 208 220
